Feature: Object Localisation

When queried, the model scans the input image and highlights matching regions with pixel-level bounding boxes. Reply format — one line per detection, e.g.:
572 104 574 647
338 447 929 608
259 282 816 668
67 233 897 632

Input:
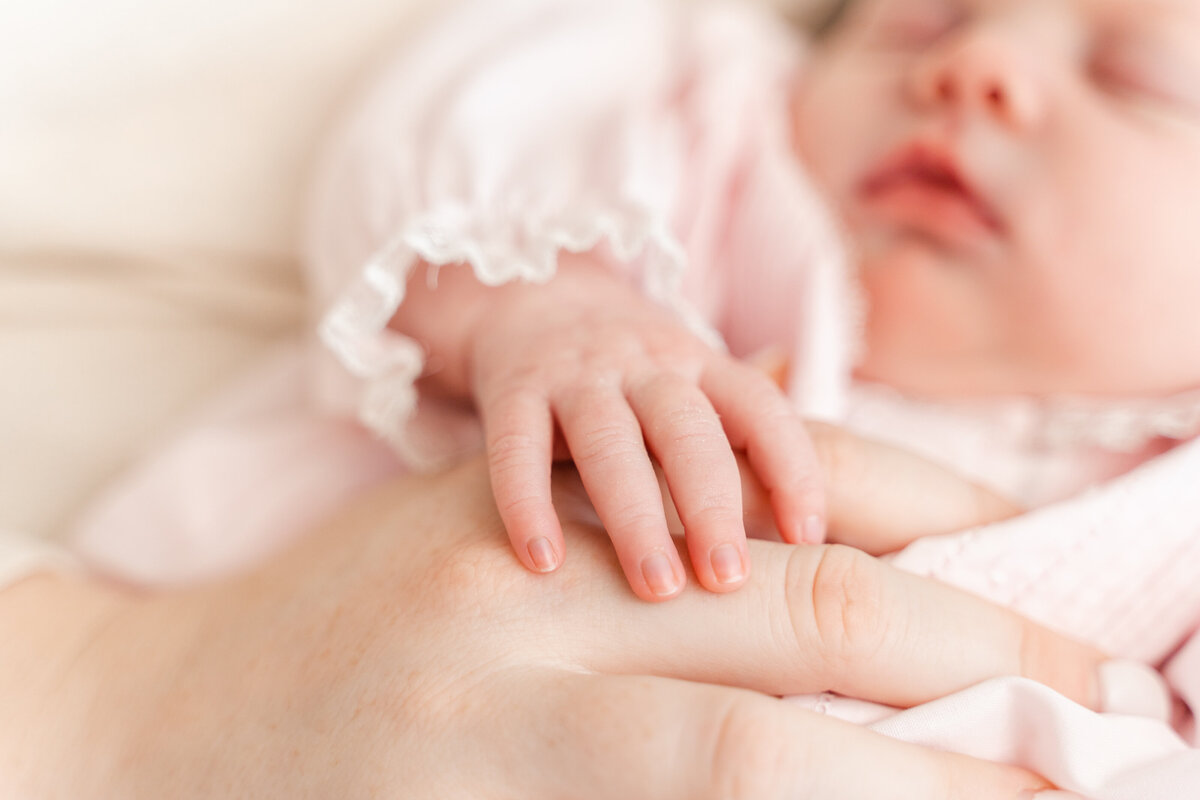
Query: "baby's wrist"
463 253 641 385
390 255 609 396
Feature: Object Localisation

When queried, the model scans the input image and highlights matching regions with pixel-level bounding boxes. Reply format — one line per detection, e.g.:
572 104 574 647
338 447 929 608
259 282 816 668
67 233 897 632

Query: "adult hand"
5 456 1097 799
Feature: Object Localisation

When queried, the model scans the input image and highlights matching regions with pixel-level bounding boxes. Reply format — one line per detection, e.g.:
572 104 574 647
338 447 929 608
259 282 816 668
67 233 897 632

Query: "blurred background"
0 0 836 542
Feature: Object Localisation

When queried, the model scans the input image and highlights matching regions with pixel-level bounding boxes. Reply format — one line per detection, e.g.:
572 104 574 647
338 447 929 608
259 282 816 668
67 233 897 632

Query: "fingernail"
1018 791 1087 800
527 537 557 572
642 552 681 597
803 514 825 544
1098 659 1172 721
710 543 746 585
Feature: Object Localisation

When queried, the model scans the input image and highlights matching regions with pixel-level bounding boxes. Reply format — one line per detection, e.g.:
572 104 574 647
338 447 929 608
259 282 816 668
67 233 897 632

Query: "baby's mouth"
859 142 1005 244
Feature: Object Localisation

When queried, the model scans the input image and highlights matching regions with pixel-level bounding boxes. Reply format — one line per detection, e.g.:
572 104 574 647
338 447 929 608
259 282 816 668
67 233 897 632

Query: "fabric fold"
0 531 77 591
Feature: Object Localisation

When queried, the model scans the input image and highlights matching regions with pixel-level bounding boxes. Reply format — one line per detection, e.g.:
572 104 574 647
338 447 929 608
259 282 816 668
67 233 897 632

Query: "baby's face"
795 0 1200 398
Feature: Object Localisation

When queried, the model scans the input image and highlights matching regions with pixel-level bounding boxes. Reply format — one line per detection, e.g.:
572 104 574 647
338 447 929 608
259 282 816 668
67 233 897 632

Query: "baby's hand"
471 255 824 601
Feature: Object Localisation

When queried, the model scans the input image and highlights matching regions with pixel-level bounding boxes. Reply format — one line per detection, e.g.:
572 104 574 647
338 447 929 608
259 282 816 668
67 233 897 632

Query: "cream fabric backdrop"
0 0 444 539
0 0 827 541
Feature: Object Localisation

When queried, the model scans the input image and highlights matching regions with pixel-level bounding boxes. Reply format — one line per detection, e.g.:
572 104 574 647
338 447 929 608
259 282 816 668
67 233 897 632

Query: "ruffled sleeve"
302 0 854 467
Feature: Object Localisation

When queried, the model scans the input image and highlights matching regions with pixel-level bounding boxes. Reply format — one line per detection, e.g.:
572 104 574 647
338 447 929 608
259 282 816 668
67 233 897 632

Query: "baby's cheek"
791 70 873 199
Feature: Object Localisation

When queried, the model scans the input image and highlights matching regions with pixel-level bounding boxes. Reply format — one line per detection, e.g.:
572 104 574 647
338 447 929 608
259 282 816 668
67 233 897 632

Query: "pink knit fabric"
70 0 1200 794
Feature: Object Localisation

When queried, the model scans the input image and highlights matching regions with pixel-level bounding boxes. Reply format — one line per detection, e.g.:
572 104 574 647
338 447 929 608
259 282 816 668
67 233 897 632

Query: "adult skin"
1 441 1100 798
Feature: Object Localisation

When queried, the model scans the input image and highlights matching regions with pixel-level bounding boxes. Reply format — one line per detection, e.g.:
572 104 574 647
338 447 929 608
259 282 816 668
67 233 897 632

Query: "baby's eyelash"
1088 50 1197 110
1089 57 1143 96
1084 21 1200 114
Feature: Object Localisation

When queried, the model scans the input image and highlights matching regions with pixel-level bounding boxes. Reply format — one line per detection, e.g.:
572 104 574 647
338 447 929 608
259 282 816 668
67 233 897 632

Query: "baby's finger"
554 384 685 601
627 373 749 593
703 360 825 545
482 388 564 573
525 672 1049 800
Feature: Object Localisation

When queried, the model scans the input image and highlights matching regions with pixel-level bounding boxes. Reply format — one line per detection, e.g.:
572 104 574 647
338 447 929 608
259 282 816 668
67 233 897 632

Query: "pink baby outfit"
69 0 1200 795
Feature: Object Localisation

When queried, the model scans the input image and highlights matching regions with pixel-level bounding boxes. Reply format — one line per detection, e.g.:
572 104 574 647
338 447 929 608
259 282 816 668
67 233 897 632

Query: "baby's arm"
393 250 825 602
305 0 846 601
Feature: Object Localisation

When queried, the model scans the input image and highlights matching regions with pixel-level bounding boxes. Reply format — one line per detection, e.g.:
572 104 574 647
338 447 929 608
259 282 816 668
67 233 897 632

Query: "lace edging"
851 379 1200 455
1038 392 1200 451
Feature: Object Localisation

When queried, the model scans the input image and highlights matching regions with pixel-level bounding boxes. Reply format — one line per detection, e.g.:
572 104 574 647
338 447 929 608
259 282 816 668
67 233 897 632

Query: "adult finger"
520 671 1049 800
807 422 1021 554
554 383 686 601
627 372 749 593
702 359 826 545
549 515 1104 709
482 387 564 573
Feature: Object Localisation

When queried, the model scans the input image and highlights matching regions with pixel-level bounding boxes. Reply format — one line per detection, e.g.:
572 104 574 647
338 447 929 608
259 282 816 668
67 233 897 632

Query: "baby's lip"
859 139 1006 240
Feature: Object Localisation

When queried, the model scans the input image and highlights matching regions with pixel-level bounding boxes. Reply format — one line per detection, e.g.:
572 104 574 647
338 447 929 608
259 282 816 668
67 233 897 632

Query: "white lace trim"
318 203 714 469
1035 389 1200 451
854 381 1200 454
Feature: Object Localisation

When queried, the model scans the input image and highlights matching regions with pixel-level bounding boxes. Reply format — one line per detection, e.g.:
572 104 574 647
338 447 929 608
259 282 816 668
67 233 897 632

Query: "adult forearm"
0 574 134 797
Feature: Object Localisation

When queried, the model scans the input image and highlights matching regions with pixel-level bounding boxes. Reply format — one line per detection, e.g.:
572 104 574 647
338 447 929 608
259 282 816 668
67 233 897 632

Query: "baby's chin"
851 319 1053 399
852 358 1080 402
851 353 1008 399
850 263 1017 397
854 341 1200 403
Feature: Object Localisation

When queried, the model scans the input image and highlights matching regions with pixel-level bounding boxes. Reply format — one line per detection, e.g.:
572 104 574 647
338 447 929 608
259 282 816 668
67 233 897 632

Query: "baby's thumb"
804 422 1021 555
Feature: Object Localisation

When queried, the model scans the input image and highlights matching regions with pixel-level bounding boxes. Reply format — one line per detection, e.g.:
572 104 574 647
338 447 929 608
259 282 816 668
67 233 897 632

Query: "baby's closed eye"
1089 21 1200 113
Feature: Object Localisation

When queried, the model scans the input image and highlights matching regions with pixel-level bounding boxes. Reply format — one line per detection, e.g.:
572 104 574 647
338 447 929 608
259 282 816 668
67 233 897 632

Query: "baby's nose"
909 30 1046 133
